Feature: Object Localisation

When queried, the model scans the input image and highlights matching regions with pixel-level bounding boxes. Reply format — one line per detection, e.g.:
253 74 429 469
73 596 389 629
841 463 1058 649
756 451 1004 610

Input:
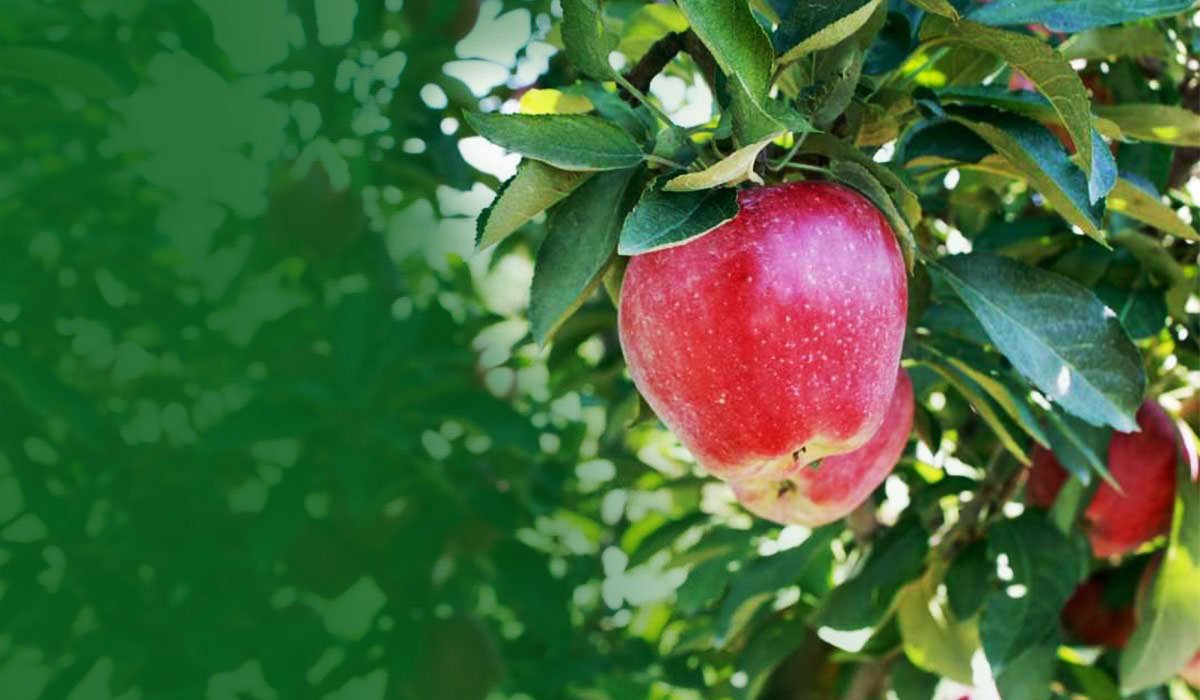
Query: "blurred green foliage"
1 1 1198 700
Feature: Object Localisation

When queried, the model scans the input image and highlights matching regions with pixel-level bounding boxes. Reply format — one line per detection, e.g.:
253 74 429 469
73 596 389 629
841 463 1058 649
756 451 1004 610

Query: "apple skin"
618 181 907 482
1060 570 1137 649
730 369 913 526
1027 400 1178 558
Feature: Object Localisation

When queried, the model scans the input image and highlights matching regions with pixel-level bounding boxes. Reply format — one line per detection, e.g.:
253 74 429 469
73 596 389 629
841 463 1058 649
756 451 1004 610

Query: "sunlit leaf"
1119 464 1200 692
529 168 640 344
1096 104 1200 148
934 254 1145 432
921 18 1095 189
477 160 592 250
773 0 884 63
464 112 645 171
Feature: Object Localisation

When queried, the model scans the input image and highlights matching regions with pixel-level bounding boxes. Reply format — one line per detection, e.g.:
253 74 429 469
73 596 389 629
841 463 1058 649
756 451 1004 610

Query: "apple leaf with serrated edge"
934 253 1145 432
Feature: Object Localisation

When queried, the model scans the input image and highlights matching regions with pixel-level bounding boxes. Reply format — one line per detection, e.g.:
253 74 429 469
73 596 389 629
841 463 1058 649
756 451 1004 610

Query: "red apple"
730 369 913 526
1027 400 1179 558
1061 569 1137 649
618 181 907 483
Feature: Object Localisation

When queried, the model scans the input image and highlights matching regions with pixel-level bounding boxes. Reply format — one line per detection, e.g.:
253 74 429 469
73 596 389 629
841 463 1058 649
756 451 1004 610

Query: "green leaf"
830 160 918 269
713 525 838 646
463 112 645 171
0 45 130 99
934 253 1145 432
1108 179 1199 242
936 87 1119 201
736 614 811 700
978 513 1086 675
773 0 885 64
966 0 1197 33
921 335 1052 450
905 0 959 20
803 133 921 230
944 107 1107 241
896 568 979 684
529 168 639 345
922 18 1095 191
946 540 991 620
1041 406 1115 489
994 639 1057 700
617 182 739 255
1119 464 1200 692
677 0 774 104
1096 104 1200 148
811 45 866 129
561 0 617 80
890 656 941 700
677 555 737 614
476 160 592 251
810 520 928 649
1059 25 1170 62
919 356 1033 464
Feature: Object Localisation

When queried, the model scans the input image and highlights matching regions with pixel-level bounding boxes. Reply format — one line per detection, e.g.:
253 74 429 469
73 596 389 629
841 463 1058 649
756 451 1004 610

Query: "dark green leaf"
463 112 645 171
890 656 941 700
945 107 1107 241
677 0 773 103
617 182 739 255
979 513 1086 675
921 18 1095 188
529 168 639 344
994 638 1057 700
934 253 1145 432
810 520 928 646
561 0 617 80
713 526 838 645
1041 406 1114 488
946 540 991 619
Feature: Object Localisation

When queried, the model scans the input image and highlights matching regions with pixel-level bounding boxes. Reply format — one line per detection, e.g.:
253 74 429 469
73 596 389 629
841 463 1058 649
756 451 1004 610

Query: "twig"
933 447 1027 560
617 31 686 103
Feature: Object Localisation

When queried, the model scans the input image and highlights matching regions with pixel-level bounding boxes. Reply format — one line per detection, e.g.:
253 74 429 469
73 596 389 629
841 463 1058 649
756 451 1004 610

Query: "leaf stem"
768 132 809 172
614 74 675 129
645 154 688 170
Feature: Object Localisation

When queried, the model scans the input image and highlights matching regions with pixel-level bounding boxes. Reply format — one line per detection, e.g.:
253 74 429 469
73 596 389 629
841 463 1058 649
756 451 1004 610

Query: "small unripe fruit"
731 369 913 526
1027 401 1178 558
619 181 907 486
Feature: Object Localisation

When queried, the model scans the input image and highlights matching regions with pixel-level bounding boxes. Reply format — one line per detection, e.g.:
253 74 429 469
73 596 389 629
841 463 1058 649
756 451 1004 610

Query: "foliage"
1 0 1198 699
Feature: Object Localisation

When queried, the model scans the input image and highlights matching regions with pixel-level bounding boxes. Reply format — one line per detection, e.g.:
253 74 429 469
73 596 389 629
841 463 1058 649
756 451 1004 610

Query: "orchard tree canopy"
2 1 1200 699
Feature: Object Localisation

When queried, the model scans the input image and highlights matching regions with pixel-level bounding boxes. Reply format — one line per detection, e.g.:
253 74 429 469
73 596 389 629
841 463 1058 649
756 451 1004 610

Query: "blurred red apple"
619 181 907 483
1061 569 1137 648
1027 400 1179 558
1183 651 1200 688
730 369 913 526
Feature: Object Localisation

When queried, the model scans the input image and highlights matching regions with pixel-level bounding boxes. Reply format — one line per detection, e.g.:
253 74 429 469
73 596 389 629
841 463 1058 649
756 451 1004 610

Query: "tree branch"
934 448 1026 560
618 31 686 104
